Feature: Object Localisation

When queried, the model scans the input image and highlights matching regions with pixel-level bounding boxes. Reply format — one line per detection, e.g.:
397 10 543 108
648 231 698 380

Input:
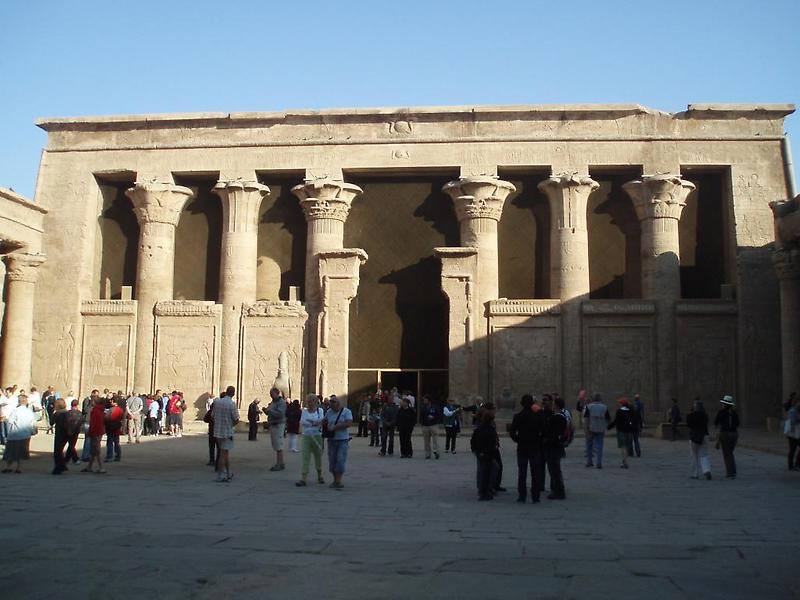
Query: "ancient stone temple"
0 104 796 425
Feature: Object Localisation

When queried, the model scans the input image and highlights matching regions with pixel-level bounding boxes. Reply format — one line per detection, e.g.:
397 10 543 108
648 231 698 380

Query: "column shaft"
213 180 270 389
126 181 194 392
1 253 45 389
774 249 800 401
624 174 695 411
539 173 599 399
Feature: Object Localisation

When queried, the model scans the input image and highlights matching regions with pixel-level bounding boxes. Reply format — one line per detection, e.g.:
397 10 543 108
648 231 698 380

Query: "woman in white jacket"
2 394 37 474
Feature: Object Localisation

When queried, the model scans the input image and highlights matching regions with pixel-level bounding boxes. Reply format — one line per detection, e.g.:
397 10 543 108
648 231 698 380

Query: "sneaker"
451 450 456 454
317 476 325 484
216 476 227 483
704 473 712 480
585 463 594 468
329 481 344 489
434 452 440 460
269 464 282 472
295 480 307 487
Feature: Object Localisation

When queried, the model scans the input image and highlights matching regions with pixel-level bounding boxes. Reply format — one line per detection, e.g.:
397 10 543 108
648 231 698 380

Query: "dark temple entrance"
345 172 458 403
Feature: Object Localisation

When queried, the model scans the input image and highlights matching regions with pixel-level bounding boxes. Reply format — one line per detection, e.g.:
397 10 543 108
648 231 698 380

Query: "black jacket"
470 422 498 458
247 402 260 423
540 409 566 448
396 406 416 431
686 410 709 444
608 406 636 433
508 408 542 450
714 407 739 433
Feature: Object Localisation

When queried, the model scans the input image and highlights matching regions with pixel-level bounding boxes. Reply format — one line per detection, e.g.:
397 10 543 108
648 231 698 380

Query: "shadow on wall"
259 178 306 301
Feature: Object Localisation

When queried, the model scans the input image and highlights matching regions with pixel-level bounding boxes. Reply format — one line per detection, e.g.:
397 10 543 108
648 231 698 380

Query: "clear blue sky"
1 0 798 198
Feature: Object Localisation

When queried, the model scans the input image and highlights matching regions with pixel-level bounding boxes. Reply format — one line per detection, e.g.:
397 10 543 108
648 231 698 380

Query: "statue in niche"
272 351 292 399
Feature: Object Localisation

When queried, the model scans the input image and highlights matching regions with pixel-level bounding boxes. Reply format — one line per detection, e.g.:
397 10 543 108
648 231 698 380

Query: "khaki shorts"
270 423 286 451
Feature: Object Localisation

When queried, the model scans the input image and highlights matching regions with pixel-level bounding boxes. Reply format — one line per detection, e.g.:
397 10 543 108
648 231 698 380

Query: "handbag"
322 408 343 439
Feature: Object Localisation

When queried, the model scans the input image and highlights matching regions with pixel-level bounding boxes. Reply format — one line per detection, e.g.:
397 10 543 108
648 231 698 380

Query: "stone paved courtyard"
3 430 799 599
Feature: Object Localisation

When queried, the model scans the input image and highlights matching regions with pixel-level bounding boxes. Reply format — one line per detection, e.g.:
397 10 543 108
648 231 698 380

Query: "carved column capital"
212 179 270 233
623 173 695 221
538 172 599 230
125 180 195 227
4 252 46 283
442 176 516 222
773 248 800 281
292 178 363 223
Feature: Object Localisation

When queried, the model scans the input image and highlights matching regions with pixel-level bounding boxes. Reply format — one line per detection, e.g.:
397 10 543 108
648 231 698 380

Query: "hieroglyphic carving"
488 299 561 316
154 301 221 317
80 324 132 392
585 326 653 400
241 325 305 401
582 301 656 315
490 326 559 407
388 120 413 135
676 301 738 315
54 322 77 388
154 324 217 395
242 301 307 318
677 318 736 403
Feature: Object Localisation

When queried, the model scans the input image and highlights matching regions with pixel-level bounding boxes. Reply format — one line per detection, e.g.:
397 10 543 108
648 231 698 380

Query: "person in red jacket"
82 396 106 474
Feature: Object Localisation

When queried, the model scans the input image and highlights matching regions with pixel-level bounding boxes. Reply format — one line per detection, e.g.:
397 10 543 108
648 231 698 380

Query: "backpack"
560 409 575 447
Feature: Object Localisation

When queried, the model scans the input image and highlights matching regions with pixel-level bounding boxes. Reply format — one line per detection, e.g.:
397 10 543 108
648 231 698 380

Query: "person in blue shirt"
324 395 353 489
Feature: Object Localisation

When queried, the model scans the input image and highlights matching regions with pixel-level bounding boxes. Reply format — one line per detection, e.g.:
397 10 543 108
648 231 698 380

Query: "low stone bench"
655 422 689 440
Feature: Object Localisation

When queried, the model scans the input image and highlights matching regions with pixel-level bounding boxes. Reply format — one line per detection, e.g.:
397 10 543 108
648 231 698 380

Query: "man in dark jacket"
541 396 567 500
714 395 740 479
379 400 399 456
396 397 416 458
471 402 499 501
247 398 261 441
508 394 543 503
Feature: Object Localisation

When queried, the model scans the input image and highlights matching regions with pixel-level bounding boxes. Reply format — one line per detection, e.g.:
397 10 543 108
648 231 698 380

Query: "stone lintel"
487 299 561 316
80 299 137 316
153 300 222 318
242 301 308 319
675 300 738 315
582 301 656 315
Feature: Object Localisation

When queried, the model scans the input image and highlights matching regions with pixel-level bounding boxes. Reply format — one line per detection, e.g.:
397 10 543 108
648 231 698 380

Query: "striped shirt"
212 395 239 439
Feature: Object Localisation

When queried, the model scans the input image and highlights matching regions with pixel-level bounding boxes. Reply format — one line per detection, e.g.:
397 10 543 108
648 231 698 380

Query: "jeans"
718 431 738 476
81 432 92 461
788 436 800 469
445 427 458 452
380 426 395 455
327 439 349 474
106 433 121 460
476 456 499 498
516 446 543 501
632 430 641 457
369 425 380 447
544 445 565 497
586 432 605 466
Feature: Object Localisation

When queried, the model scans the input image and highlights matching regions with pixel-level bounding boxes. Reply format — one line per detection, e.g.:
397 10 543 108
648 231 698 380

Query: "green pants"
301 434 323 475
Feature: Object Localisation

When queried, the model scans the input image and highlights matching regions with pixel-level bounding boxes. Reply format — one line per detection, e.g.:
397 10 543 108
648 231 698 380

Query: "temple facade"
0 103 797 425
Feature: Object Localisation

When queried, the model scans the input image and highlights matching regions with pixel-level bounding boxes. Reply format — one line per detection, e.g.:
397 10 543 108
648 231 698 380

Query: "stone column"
773 249 800 401
315 249 368 405
212 179 270 389
1 252 45 389
442 176 516 311
125 181 194 392
624 173 695 410
435 247 480 402
292 178 363 310
538 172 599 397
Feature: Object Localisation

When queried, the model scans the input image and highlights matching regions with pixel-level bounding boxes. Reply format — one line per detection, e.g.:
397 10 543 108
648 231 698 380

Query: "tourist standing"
368 397 381 447
686 400 712 480
583 393 609 469
784 395 800 470
396 397 416 458
266 387 287 471
443 400 462 454
147 395 160 437
714 395 739 479
212 386 240 482
247 398 261 441
52 398 79 474
2 394 37 474
541 396 567 499
607 397 635 469
82 395 106 474
470 402 499 501
420 395 442 460
296 394 325 486
669 398 682 441
633 394 645 428
324 396 353 489
357 394 370 437
286 399 302 453
379 398 398 456
203 393 219 467
43 386 56 434
509 394 543 503
80 389 100 461
126 393 142 444
104 396 124 462
631 396 643 457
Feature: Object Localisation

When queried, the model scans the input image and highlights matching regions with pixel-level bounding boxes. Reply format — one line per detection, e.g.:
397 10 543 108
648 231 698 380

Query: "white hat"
721 395 735 406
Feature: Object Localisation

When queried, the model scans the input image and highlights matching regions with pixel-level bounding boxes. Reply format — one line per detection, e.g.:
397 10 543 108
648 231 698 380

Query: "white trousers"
690 441 711 477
